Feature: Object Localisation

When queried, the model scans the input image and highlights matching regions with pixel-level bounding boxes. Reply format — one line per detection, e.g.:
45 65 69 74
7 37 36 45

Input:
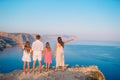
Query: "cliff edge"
0 65 105 80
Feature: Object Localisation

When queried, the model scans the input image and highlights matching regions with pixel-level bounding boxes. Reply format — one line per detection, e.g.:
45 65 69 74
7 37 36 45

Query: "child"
43 42 52 72
22 41 31 74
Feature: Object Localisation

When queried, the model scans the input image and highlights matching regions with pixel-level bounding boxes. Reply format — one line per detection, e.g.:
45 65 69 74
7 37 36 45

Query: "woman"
54 37 74 71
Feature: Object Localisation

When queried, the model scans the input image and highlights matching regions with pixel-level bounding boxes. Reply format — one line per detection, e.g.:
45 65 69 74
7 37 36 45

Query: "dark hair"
36 35 40 40
45 42 51 51
57 37 64 48
24 41 31 53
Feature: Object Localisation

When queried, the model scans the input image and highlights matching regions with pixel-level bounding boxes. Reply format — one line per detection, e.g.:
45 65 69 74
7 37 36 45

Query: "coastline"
0 65 105 80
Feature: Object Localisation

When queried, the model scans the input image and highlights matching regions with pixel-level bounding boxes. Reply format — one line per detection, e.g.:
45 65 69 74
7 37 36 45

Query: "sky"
0 0 120 41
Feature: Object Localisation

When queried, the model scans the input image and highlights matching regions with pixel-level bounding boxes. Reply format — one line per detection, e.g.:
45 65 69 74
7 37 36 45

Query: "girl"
22 41 32 74
54 37 74 71
43 42 52 72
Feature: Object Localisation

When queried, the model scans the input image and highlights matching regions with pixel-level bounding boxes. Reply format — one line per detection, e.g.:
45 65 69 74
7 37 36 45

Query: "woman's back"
56 43 64 53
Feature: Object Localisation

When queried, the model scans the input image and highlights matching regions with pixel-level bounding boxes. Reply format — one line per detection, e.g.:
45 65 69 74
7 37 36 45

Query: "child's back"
44 48 52 64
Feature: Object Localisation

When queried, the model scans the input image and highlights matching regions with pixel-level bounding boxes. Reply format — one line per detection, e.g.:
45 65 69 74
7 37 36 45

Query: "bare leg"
38 61 42 73
55 66 58 71
32 61 36 73
27 62 30 73
48 63 50 72
23 61 27 74
46 63 48 71
62 66 64 71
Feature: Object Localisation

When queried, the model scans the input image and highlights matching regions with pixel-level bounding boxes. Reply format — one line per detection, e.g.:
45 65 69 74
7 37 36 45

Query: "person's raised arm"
63 37 76 44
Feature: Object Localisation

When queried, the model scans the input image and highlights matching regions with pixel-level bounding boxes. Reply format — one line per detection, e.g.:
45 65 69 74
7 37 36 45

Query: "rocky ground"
0 65 105 80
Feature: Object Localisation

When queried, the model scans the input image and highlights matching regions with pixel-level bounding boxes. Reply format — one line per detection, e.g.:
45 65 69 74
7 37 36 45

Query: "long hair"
24 41 31 53
45 42 51 51
57 37 64 48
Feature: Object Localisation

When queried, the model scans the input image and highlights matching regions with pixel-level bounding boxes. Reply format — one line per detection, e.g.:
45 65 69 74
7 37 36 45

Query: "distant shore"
0 65 105 80
0 32 76 51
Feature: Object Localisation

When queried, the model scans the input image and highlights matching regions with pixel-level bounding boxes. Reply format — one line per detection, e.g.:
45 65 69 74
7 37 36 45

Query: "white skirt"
56 52 64 67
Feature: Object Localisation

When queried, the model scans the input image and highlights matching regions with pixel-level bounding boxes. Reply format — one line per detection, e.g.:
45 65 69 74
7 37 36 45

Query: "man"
32 35 43 73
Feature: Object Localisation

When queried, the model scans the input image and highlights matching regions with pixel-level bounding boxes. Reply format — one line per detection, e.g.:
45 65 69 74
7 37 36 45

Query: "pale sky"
0 0 120 41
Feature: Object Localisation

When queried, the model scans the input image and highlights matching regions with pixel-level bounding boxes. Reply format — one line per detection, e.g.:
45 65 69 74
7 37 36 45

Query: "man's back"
32 40 43 51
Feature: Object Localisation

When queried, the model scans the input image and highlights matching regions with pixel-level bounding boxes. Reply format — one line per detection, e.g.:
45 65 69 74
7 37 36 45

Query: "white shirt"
32 40 43 51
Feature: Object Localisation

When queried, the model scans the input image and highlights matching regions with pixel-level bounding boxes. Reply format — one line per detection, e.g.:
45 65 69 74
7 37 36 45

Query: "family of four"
22 35 74 74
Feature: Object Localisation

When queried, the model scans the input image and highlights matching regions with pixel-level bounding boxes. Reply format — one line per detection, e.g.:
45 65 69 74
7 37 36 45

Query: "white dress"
56 43 64 67
22 51 31 62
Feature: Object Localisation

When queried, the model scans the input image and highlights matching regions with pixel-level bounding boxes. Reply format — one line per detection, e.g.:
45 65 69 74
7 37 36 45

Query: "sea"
0 40 120 80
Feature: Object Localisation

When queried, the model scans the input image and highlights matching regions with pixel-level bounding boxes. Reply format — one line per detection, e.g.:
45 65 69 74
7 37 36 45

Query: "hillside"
0 32 76 51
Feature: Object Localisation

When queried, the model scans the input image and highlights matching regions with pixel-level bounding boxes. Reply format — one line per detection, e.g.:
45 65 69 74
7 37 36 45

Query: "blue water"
0 41 120 80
